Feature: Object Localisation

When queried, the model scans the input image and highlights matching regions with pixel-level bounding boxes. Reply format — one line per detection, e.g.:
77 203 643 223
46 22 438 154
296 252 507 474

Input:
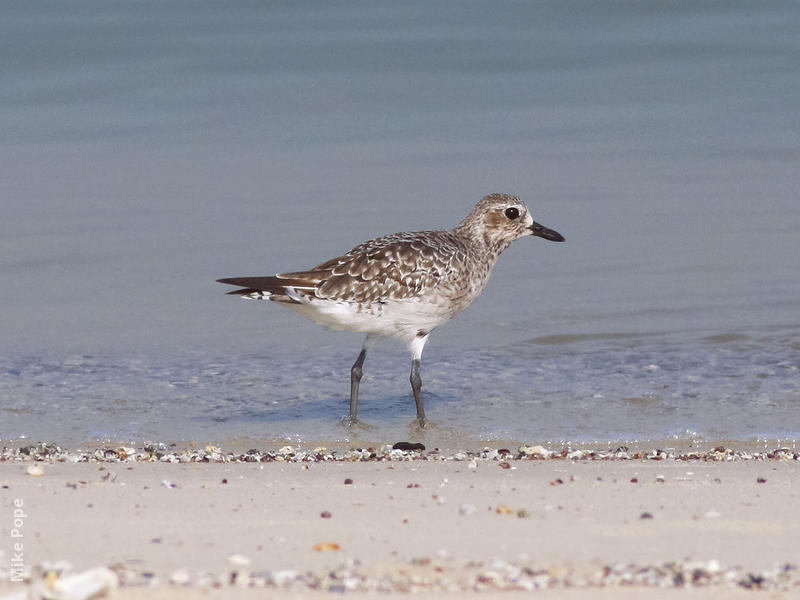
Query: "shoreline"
2 443 799 598
2 439 799 465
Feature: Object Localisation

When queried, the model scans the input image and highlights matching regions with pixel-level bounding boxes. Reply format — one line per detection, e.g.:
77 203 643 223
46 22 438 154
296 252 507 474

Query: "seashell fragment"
51 567 119 599
116 447 136 460
26 464 45 476
170 569 191 585
266 569 297 586
519 445 551 458
228 554 251 567
313 542 341 551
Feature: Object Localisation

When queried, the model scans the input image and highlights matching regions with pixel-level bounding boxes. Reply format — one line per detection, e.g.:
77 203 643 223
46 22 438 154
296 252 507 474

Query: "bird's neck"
453 221 511 259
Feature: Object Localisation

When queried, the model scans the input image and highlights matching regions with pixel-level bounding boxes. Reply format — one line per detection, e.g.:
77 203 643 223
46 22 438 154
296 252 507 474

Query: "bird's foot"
409 416 433 430
341 415 373 430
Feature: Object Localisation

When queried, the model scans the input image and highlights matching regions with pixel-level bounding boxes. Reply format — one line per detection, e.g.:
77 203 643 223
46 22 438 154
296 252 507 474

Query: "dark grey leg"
410 358 426 427
348 347 367 424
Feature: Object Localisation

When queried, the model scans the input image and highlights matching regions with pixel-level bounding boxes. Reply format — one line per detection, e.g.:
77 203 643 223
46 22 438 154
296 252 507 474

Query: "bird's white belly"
284 296 457 341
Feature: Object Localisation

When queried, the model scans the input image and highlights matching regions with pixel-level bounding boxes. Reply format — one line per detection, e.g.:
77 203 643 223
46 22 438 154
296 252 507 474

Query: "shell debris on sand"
27 567 119 600
7 559 799 594
1 440 797 596
1 441 799 465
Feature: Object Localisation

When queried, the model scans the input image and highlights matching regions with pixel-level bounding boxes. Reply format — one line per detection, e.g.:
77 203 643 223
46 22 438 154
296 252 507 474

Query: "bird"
217 193 564 427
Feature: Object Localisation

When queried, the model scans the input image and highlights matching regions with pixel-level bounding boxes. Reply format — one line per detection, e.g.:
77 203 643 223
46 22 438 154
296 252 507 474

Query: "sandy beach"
1 443 798 599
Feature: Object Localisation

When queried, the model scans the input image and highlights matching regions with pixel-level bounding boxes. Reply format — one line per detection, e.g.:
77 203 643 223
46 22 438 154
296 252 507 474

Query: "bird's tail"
217 273 325 301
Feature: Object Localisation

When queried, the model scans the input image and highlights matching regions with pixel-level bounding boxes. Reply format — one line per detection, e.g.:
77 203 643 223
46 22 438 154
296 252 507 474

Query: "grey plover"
218 193 564 426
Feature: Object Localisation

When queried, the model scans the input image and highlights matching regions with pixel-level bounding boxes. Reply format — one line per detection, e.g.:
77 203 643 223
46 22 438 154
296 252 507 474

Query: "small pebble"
392 442 425 451
344 478 353 485
320 511 332 518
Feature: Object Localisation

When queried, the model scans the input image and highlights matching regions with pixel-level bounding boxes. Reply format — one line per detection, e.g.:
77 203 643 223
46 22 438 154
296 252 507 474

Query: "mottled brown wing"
309 231 464 303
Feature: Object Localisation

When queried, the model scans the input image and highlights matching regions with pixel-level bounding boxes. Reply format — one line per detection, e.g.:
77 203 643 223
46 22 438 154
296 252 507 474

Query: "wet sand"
1 444 798 599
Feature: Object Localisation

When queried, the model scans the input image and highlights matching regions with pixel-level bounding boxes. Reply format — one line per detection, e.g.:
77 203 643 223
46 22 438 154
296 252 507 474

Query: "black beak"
529 221 565 242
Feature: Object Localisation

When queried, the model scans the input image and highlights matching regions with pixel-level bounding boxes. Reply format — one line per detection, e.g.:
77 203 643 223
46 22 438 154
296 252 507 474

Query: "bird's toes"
409 417 433 430
341 416 374 430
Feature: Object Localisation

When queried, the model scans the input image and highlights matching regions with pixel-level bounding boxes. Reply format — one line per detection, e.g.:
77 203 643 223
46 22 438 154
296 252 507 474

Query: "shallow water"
3 327 798 449
1 2 799 448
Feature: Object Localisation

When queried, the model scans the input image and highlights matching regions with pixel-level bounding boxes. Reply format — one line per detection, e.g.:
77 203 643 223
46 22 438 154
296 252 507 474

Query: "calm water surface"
2 2 798 448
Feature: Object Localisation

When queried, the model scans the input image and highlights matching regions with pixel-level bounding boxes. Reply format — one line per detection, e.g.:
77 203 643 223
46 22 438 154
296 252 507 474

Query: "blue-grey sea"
2 1 798 450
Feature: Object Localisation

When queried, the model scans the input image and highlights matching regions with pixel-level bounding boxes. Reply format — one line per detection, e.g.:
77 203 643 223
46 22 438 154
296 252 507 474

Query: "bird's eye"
504 207 520 220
